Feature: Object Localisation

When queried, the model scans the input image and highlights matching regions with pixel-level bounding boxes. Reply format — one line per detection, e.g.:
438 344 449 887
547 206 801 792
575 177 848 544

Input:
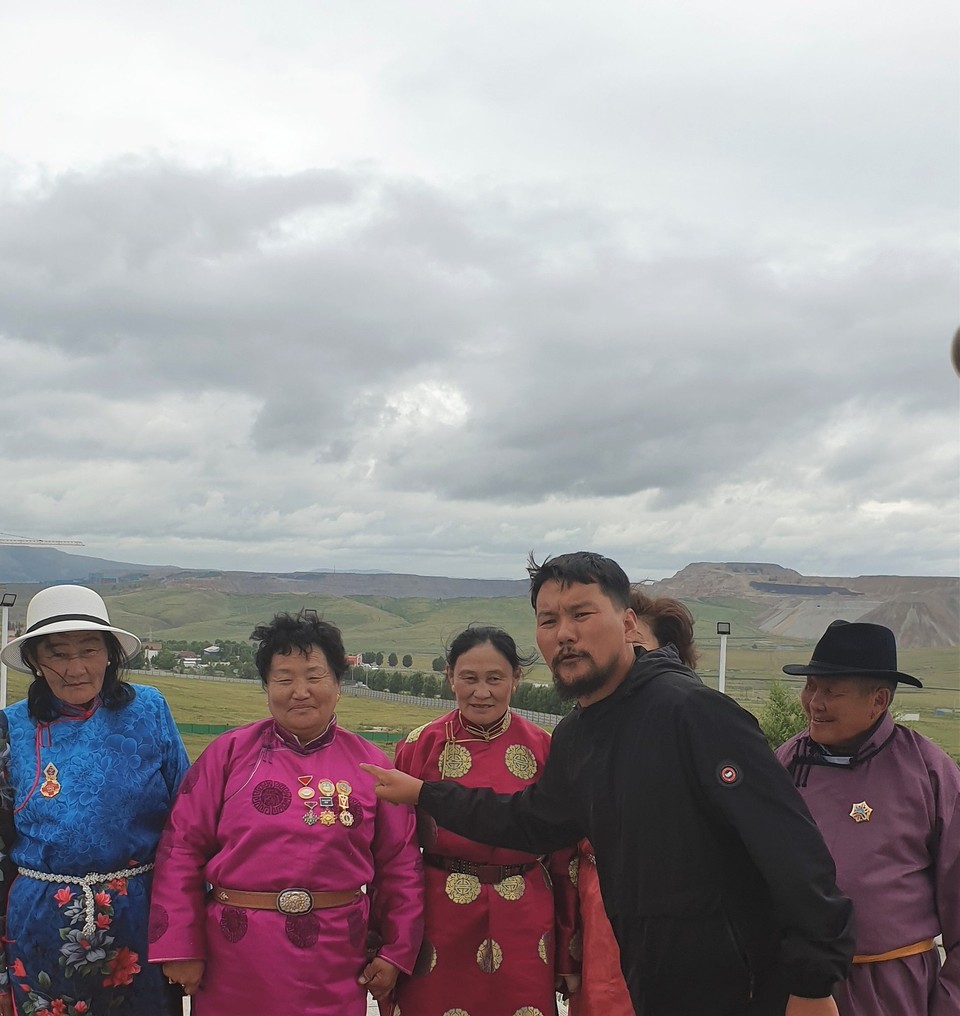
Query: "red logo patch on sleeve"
718 762 741 786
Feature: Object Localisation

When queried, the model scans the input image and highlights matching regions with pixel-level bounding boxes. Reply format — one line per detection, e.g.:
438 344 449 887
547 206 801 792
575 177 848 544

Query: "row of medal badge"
298 777 355 827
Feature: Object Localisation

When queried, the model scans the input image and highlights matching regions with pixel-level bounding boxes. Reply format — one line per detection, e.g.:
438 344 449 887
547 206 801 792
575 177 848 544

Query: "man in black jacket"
363 551 854 1016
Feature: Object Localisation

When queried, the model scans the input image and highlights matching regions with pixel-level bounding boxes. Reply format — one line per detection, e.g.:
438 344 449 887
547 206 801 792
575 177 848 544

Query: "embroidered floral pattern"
284 912 321 948
251 779 292 815
218 907 248 943
147 904 168 944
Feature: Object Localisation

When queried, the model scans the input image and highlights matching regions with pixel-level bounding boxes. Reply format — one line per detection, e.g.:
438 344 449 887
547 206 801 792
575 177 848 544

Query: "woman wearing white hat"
0 585 189 1016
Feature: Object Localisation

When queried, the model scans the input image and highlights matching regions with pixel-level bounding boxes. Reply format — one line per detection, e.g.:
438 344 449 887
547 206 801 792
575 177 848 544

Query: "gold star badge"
849 801 873 823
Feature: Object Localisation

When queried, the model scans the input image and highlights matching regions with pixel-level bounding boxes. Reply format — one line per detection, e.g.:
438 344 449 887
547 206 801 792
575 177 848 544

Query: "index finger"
359 762 389 783
358 764 423 804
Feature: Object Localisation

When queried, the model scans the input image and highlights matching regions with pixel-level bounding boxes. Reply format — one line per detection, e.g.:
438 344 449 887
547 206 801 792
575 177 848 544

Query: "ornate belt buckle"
276 888 313 915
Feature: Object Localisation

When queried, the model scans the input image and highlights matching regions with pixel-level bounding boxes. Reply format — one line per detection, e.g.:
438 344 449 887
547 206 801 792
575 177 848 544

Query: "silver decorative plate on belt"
276 889 313 915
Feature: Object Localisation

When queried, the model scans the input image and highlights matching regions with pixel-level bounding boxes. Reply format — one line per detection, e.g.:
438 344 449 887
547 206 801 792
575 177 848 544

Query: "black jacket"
419 646 854 1016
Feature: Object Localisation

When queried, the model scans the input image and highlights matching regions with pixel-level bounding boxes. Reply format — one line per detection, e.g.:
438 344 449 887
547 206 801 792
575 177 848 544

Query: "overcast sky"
1 1 957 581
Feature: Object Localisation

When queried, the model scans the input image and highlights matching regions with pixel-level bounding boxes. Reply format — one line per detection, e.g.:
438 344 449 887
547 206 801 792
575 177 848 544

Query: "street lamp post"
716 621 730 695
1 593 17 710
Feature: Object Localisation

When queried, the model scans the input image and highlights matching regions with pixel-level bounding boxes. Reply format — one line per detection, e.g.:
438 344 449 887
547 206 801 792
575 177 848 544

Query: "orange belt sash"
852 938 936 964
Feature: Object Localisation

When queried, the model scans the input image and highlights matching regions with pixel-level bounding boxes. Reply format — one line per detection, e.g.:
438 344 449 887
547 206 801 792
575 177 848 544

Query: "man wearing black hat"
777 620 960 1016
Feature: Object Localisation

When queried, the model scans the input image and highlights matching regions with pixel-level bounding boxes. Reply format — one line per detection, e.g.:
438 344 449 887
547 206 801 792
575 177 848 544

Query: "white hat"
0 585 141 675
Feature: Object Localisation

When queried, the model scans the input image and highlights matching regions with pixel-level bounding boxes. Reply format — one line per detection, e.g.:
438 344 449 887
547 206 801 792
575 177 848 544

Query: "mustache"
552 649 591 668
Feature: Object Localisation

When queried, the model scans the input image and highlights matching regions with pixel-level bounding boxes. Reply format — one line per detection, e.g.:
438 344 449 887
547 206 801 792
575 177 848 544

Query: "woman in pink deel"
148 610 424 1015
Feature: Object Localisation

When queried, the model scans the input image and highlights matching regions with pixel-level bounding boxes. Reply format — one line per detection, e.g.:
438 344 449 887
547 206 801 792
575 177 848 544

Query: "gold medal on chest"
849 801 873 823
40 763 61 799
297 775 316 800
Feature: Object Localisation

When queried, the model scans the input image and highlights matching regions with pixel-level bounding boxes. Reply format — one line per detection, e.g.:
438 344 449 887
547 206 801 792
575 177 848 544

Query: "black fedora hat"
782 620 922 688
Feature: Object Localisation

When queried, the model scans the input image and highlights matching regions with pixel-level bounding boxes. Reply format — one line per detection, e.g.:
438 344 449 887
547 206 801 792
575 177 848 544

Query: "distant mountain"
2 550 956 647
0 546 178 584
0 547 527 599
651 562 959 648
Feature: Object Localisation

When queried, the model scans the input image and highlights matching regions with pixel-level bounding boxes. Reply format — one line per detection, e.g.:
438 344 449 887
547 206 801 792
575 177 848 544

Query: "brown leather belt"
422 853 540 884
852 938 936 964
211 886 360 916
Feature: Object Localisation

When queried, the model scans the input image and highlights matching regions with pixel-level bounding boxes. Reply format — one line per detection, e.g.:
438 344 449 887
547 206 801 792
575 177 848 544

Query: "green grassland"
7 589 957 759
1 669 452 762
104 590 542 668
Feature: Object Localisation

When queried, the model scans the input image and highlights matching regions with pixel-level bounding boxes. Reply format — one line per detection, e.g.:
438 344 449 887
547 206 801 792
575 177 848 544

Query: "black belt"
422 853 540 884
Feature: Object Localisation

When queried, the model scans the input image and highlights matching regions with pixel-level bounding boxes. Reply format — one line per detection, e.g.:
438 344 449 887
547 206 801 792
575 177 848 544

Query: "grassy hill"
6 587 954 759
103 588 791 662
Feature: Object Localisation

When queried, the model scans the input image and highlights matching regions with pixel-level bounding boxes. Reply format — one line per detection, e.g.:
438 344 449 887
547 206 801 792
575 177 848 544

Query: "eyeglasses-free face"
32 631 109 707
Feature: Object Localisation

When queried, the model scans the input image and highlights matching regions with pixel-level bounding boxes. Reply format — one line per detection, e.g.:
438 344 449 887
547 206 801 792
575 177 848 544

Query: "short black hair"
251 610 348 686
527 551 632 610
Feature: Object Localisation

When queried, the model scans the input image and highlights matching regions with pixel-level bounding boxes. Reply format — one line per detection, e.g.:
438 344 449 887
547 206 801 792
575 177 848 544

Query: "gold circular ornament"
476 938 503 973
440 742 472 779
318 779 335 796
494 875 525 901
538 932 549 964
445 872 481 905
320 810 336 826
412 940 438 976
404 722 428 744
568 856 579 886
504 745 537 780
442 1010 471 1016
336 780 353 795
339 811 355 827
297 786 315 800
512 1009 545 1016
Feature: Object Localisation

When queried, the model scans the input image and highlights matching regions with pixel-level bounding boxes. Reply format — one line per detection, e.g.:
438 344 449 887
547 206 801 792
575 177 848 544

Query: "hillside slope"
653 563 958 648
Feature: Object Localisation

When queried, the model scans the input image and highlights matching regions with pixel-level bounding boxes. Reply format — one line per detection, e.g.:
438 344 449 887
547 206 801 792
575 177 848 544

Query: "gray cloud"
0 0 956 579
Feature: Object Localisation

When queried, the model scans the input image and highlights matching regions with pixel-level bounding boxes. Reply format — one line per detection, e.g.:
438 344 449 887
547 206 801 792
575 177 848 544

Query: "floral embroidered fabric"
0 685 189 1015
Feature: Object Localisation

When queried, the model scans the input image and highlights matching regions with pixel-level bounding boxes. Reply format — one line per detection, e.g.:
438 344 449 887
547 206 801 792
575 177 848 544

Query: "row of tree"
360 652 414 668
356 666 574 716
137 638 808 746
143 640 451 678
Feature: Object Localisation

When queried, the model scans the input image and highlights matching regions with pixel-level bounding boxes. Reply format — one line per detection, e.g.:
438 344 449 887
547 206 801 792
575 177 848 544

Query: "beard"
551 653 618 701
